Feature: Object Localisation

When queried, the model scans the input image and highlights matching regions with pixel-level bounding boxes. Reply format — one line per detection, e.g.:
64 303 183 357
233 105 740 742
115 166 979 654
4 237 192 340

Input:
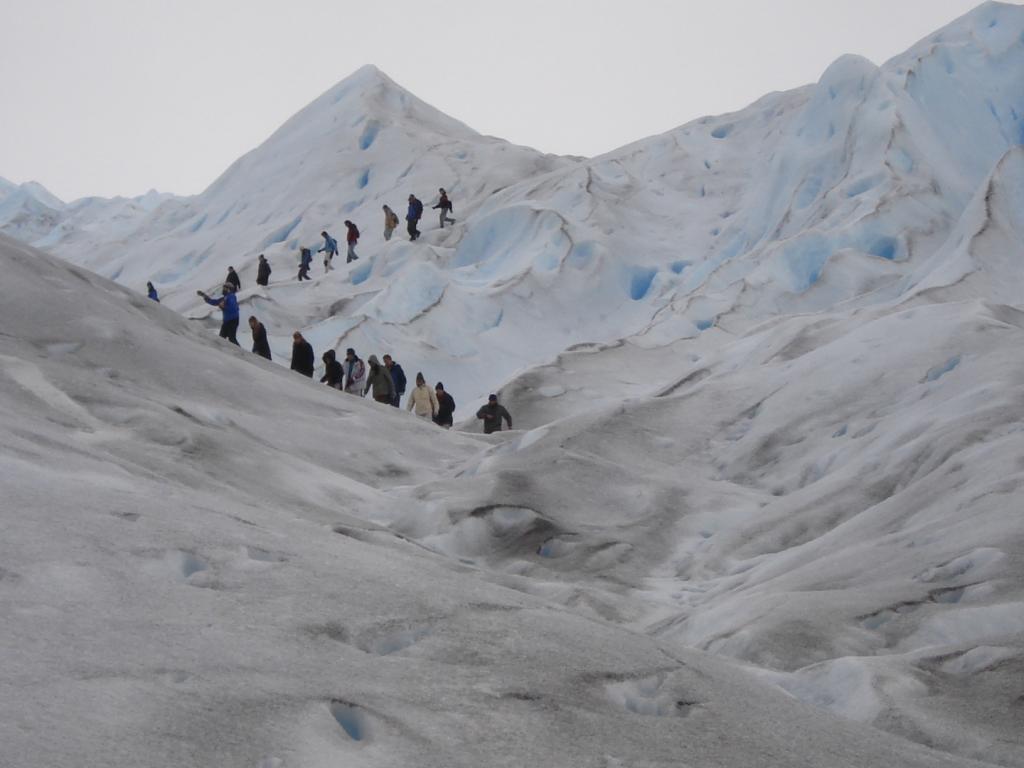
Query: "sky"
0 0 1010 201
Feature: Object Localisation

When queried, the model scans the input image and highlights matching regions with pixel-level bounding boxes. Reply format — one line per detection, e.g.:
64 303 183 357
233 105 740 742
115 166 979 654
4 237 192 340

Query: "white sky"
0 0 1009 201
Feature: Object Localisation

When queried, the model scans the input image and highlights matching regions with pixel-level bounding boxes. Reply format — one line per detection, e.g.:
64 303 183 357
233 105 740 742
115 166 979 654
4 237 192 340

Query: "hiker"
319 231 339 271
196 283 240 345
382 354 406 407
434 188 455 228
344 220 360 262
434 382 456 428
342 348 366 394
382 205 400 241
225 266 241 292
298 247 313 281
290 332 314 377
146 281 159 302
406 372 438 419
249 316 272 360
320 349 343 389
476 394 512 434
364 355 395 404
406 194 423 240
256 254 272 286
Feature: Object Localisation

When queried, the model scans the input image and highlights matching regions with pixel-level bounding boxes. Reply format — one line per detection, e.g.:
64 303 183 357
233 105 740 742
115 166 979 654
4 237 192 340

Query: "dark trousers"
220 318 239 345
390 393 402 408
298 265 310 281
407 219 419 240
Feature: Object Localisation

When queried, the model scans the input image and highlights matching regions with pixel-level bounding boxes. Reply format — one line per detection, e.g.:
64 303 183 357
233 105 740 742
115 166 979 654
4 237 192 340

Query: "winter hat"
346 347 356 357
488 394 498 402
323 349 335 361
435 381 444 390
367 354 380 367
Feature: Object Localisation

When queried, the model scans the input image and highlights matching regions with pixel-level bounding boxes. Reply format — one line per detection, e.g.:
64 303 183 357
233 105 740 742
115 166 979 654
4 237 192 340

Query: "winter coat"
251 322 272 360
204 292 239 322
321 358 344 388
343 357 366 394
346 223 359 244
300 248 313 267
407 383 439 418
225 270 241 292
291 340 314 377
319 235 338 254
434 391 456 426
433 193 453 212
364 356 395 400
476 402 512 434
384 208 400 228
406 198 423 221
256 259 272 285
387 362 407 395
147 286 159 302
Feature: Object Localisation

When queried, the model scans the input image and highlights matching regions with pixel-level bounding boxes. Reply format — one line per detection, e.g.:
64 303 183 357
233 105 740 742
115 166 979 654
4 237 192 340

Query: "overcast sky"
0 0 1009 201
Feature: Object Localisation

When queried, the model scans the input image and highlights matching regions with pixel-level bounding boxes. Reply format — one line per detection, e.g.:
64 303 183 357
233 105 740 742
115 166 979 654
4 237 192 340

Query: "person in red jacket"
344 220 360 263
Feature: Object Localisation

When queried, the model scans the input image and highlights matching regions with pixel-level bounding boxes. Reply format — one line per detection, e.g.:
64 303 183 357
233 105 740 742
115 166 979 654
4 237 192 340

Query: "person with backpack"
406 372 439 419
434 382 456 428
382 354 406 407
406 194 423 241
382 205 400 241
319 231 339 271
256 254 272 287
342 348 366 394
290 332 314 377
197 283 240 345
476 394 512 434
364 355 395 404
433 188 455 228
298 247 313 281
344 220 360 262
320 349 344 389
225 266 241 292
146 281 159 302
249 315 272 360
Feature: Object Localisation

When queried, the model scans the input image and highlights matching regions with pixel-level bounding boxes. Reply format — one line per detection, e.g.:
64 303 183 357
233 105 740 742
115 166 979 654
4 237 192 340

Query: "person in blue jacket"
196 283 240 345
319 231 339 271
406 194 423 240
146 281 159 302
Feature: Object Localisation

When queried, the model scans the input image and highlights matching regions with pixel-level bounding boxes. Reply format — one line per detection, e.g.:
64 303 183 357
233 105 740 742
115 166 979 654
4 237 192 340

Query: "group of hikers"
144 186 514 432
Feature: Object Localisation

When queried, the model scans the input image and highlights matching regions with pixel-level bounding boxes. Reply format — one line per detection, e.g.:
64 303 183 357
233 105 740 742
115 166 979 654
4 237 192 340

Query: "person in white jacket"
406 372 439 419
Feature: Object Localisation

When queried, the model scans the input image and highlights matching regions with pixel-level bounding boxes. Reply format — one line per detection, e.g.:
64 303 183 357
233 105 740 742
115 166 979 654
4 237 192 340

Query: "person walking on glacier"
146 281 159 302
344 220 360 262
298 247 313 281
256 254 272 287
364 355 395 404
342 348 366 394
319 231 339 271
248 315 272 360
382 205 400 241
476 394 512 434
290 332 314 377
406 372 439 419
406 194 423 241
382 354 406 407
433 382 456 428
433 188 455 228
197 283 240 345
320 349 344 389
225 266 241 292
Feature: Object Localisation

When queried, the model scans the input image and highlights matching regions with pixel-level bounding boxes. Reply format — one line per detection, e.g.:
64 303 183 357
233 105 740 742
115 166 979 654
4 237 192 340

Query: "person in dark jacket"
382 354 406 407
256 254 272 287
248 316 272 360
344 220 360 262
319 231 338 271
290 332 314 377
320 349 343 389
433 188 455 228
298 247 313 281
364 355 395 403
225 266 241 292
197 283 240 345
476 394 512 434
406 194 423 240
146 281 159 302
434 382 456 428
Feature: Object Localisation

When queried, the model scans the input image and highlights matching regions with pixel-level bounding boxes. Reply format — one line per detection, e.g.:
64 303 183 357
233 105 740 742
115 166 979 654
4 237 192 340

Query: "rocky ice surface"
2 2 1023 766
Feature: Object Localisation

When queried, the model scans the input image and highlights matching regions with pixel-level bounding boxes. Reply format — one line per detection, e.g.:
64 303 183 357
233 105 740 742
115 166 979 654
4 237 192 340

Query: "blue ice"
350 262 373 285
329 702 366 741
261 216 302 248
629 268 658 300
358 169 370 189
359 120 380 150
925 355 961 382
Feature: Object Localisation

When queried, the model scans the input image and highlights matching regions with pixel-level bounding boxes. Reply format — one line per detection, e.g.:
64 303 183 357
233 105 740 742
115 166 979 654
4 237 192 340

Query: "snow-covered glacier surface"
2 2 1024 766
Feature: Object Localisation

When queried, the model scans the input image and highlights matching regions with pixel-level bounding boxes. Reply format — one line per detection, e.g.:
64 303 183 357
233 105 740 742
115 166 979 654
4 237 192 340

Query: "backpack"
350 223 360 239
